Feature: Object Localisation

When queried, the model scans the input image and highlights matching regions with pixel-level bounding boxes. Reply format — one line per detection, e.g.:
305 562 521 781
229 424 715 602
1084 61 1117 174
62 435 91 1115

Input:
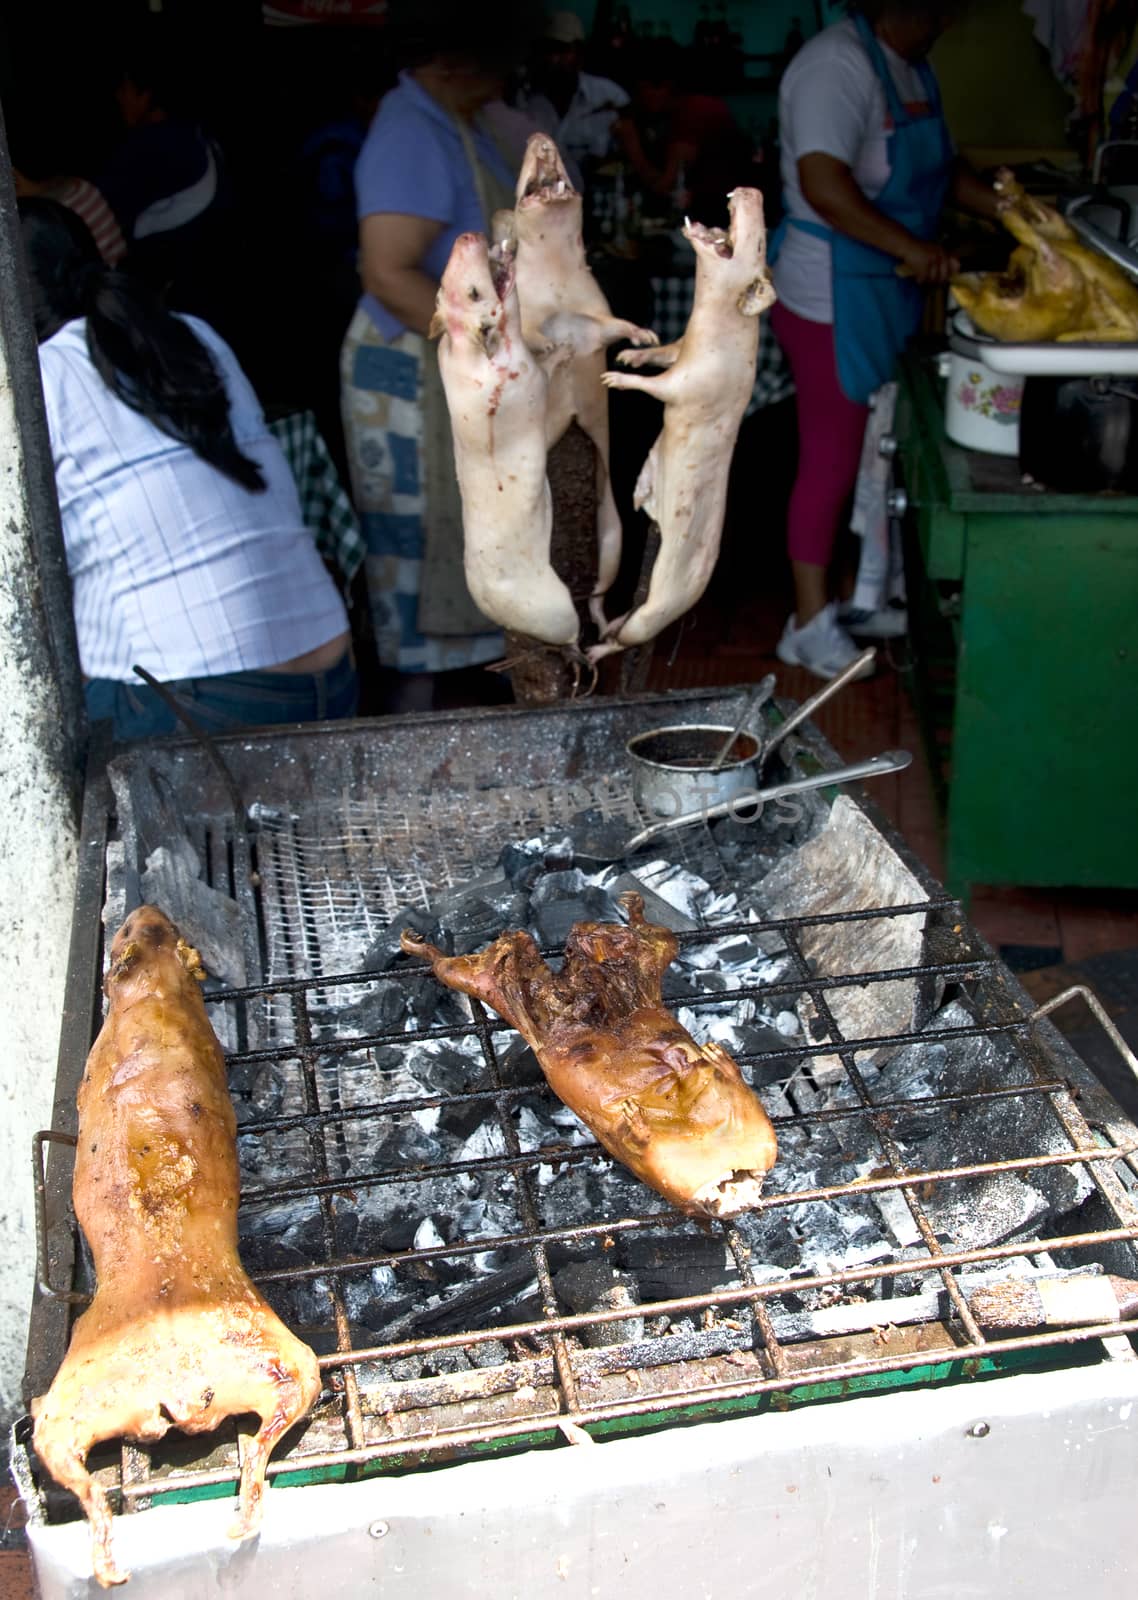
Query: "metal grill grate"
25 900 1138 1518
19 694 1138 1530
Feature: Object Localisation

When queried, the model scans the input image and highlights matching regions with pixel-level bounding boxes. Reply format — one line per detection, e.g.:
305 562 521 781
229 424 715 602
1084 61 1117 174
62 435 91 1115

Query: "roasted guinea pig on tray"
31 906 321 1588
402 891 778 1217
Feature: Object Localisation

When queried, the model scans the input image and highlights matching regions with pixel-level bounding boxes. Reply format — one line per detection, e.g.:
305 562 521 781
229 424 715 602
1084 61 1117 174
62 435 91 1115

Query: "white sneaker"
837 601 908 640
776 602 874 682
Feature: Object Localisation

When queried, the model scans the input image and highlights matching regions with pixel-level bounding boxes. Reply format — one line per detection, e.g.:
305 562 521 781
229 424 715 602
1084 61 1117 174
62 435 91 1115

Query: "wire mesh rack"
22 898 1138 1519
17 692 1138 1528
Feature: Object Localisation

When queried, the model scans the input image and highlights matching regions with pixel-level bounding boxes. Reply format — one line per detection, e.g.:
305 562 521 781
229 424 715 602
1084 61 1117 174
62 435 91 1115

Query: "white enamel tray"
948 307 1138 377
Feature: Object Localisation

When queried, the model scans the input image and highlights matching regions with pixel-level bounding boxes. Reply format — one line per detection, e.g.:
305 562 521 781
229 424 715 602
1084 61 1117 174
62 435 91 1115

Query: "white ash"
414 1218 446 1252
224 817 1102 1380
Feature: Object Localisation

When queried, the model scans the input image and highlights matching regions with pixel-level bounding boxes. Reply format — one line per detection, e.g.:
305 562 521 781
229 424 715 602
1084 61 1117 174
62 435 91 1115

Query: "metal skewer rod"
709 675 776 771
761 646 877 767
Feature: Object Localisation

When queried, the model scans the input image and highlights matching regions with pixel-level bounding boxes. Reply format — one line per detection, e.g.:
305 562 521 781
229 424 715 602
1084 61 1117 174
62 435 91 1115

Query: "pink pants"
772 301 869 568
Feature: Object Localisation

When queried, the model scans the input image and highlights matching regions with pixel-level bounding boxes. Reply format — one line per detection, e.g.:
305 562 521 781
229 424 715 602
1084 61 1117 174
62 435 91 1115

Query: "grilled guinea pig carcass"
402 891 777 1217
31 906 321 1587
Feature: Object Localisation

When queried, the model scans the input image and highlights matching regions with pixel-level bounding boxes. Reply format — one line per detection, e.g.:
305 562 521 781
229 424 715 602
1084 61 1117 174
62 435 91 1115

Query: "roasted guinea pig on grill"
402 892 778 1217
31 906 321 1588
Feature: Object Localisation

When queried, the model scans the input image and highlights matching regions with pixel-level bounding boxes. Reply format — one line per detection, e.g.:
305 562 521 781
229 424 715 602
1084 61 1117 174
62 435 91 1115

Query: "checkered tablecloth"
268 409 365 587
650 274 795 414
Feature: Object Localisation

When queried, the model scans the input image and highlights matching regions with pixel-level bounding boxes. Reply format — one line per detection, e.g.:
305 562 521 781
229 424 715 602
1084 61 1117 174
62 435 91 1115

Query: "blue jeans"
86 653 359 742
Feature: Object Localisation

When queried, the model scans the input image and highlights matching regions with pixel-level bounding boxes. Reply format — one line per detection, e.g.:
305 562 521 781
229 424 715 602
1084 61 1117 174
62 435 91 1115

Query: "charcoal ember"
332 1207 360 1256
237 1234 307 1274
842 999 1095 1245
337 980 413 1035
499 839 549 891
405 976 469 1031
542 835 575 871
233 1064 284 1126
533 886 621 948
416 1260 540 1332
514 1102 563 1153
466 1339 511 1368
418 1348 476 1378
373 1122 441 1169
456 1197 487 1234
553 1260 644 1347
618 1231 733 1300
439 1095 491 1140
436 896 508 955
717 935 762 968
374 1211 421 1253
605 872 698 933
420 1045 482 1097
529 868 590 908
433 872 512 912
361 905 444 973
278 1275 337 1333
235 1132 285 1180
498 1037 546 1088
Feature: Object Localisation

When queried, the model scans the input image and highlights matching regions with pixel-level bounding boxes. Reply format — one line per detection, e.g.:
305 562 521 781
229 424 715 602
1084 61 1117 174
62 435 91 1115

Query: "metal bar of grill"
19 693 1138 1537
25 904 1138 1519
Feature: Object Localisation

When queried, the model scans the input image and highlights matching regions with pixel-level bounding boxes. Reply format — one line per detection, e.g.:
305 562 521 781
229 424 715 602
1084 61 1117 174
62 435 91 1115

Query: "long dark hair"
19 198 265 493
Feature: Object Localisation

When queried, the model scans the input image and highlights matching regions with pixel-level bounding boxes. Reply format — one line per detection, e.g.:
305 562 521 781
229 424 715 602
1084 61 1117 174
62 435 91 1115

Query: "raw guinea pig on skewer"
430 230 581 649
507 134 659 629
593 188 777 660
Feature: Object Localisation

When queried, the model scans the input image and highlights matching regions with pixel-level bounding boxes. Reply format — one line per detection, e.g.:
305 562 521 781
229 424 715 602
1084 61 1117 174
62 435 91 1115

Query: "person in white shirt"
769 0 999 680
518 11 629 182
20 198 356 741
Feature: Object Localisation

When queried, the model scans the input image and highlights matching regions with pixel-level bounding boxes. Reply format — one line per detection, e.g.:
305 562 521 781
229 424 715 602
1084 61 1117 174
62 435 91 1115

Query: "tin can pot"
626 725 760 820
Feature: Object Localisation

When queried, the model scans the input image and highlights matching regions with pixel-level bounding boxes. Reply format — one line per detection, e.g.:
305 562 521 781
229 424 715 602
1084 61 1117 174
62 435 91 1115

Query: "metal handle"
1030 985 1138 1086
710 675 776 771
32 1129 89 1304
624 750 912 853
760 646 877 767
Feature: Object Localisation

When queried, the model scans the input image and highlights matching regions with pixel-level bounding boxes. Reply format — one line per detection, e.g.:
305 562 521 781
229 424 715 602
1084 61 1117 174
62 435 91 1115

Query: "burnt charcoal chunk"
530 868 590 908
618 1230 730 1300
438 1095 490 1139
422 1046 481 1097
553 1259 644 1347
373 1124 441 1169
499 840 547 891
533 887 621 949
717 936 762 968
361 906 441 974
498 1037 545 1088
233 1064 284 1126
377 1211 421 1253
438 896 510 955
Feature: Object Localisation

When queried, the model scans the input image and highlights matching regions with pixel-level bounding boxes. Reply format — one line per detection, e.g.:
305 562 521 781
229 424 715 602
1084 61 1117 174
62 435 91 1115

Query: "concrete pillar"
0 121 84 1435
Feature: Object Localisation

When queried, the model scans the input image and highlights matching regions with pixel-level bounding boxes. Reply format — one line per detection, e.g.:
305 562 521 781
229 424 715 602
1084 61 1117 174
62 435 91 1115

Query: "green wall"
932 0 1073 154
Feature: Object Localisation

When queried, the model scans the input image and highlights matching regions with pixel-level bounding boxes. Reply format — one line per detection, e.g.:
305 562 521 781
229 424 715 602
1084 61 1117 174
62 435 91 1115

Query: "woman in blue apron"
769 0 999 679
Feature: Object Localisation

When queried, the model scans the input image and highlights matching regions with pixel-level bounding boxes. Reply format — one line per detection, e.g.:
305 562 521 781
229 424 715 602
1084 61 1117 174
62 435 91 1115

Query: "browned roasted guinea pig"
402 891 778 1217
31 905 321 1588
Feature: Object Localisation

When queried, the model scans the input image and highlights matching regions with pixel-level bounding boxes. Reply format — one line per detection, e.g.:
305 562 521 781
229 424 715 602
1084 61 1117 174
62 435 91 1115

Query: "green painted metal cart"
895 352 1138 902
